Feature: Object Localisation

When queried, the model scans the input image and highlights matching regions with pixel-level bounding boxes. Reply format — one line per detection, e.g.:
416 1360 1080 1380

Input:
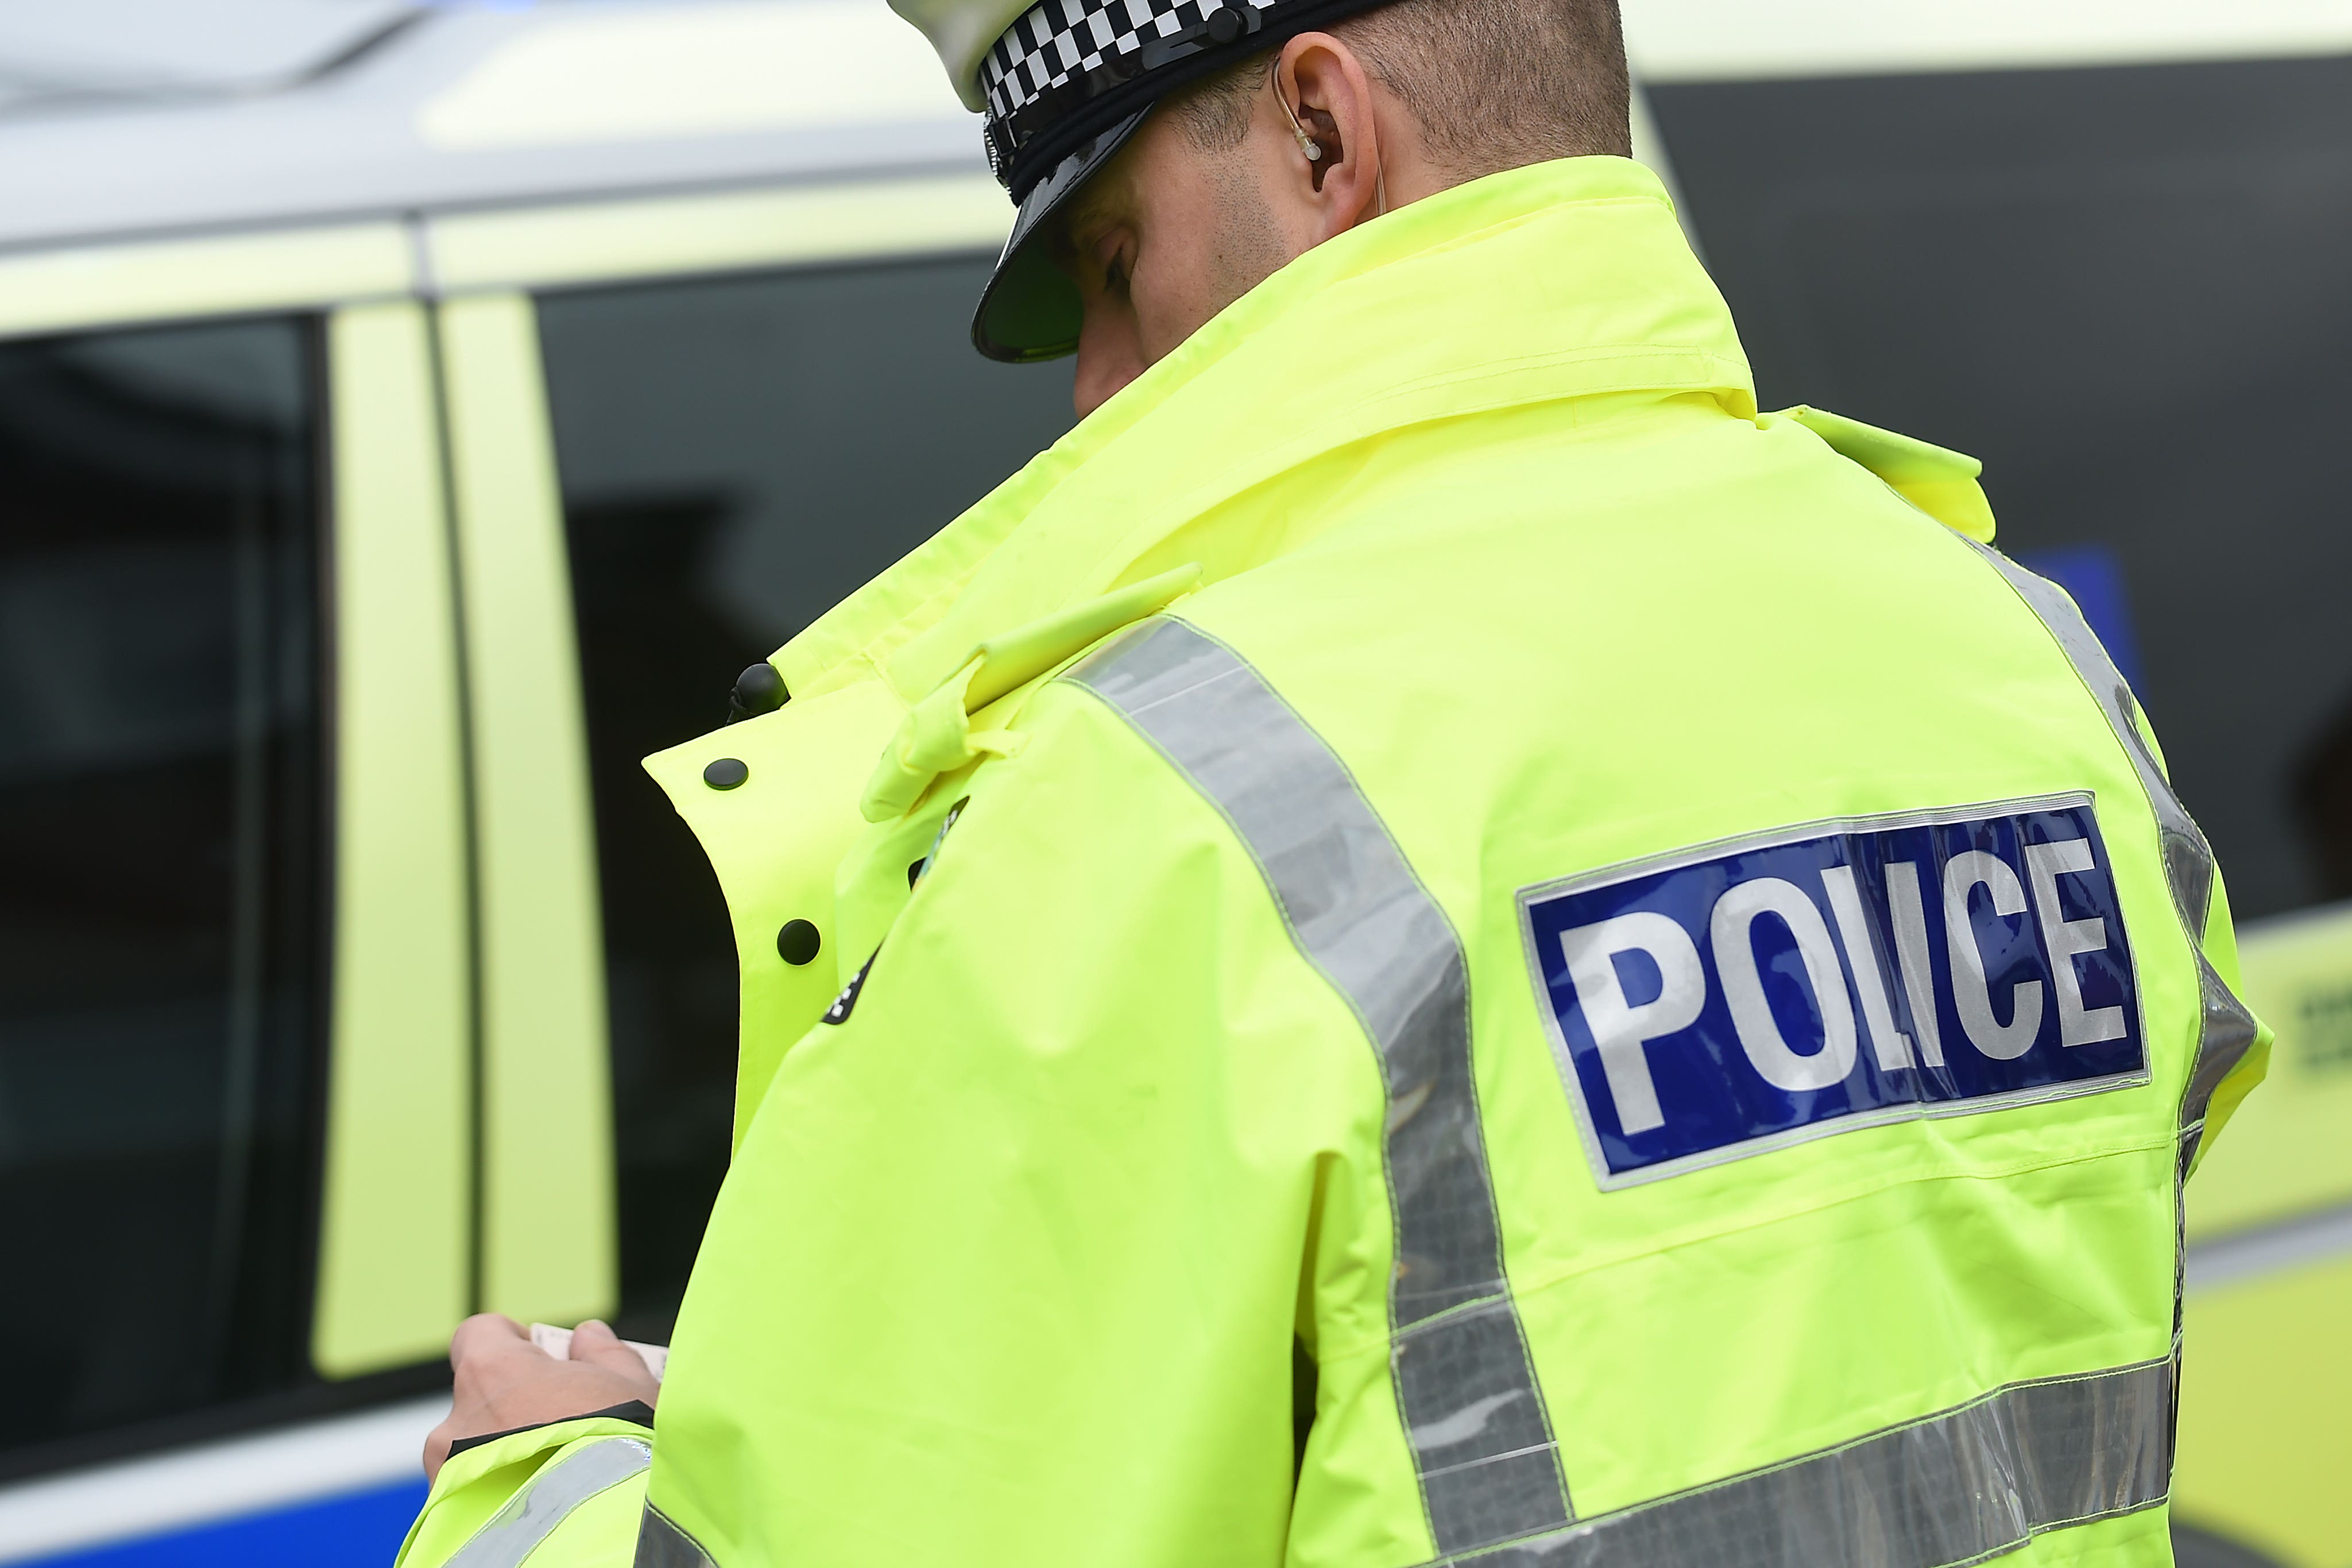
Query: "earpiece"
1278 92 1323 161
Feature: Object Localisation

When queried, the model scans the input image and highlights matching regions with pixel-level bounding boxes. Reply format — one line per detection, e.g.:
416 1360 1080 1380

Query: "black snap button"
703 757 749 790
730 661 787 721
1206 5 1245 42
776 919 822 966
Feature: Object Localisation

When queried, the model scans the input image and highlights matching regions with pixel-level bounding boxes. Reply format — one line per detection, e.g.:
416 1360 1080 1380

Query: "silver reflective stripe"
1947 539 2249 1479
1067 618 1571 1553
446 1437 651 1568
1964 544 2260 1148
634 1503 721 1568
1453 1360 2172 1567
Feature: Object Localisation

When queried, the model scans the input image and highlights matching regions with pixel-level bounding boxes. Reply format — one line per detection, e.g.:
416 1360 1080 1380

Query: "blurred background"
0 1 2343 1563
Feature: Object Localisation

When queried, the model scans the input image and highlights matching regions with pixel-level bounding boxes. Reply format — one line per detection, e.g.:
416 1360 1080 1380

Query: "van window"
0 317 326 1466
1651 53 2352 922
536 255 1076 1333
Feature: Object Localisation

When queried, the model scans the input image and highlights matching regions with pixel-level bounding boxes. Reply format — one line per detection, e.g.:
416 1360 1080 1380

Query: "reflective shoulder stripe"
445 1437 651 1568
1453 1359 2171 1567
1065 617 1573 1555
1964 541 2260 1147
633 1503 721 1567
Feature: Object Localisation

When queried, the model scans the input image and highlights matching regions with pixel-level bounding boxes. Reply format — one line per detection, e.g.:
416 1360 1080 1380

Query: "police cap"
892 0 1396 362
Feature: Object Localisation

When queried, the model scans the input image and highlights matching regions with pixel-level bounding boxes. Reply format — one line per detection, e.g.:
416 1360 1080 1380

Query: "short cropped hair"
1171 0 1632 173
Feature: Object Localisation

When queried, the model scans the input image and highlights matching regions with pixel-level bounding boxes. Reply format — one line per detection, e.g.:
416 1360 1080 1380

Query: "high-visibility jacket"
396 155 2269 1568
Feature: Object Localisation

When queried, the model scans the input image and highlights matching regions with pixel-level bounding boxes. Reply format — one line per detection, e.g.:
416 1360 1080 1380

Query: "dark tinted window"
1653 55 2352 920
536 254 1076 1334
0 318 326 1460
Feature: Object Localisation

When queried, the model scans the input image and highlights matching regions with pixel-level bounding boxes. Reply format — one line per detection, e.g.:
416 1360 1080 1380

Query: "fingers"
569 1318 620 1357
448 1313 527 1369
567 1320 659 1397
421 1317 658 1484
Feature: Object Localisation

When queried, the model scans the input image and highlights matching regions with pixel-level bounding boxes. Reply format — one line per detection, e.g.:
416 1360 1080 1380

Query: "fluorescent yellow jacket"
397 155 2268 1568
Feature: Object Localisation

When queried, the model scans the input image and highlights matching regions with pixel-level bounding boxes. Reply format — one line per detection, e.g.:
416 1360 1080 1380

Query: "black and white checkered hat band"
982 0 1275 128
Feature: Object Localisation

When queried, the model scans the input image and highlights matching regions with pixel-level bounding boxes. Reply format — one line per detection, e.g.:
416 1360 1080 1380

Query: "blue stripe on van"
22 1477 427 1568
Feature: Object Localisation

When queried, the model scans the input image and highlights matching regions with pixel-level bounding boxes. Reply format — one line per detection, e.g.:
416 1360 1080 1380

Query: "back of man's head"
1174 0 1632 176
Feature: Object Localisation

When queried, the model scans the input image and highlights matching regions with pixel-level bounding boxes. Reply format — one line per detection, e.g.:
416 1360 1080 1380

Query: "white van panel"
420 0 963 150
1628 0 2352 82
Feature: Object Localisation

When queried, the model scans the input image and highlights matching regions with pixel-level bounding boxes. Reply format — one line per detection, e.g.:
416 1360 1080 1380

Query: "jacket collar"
775 155 1752 706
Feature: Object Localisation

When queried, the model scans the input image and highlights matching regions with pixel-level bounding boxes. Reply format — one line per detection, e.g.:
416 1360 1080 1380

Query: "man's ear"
1275 34 1384 241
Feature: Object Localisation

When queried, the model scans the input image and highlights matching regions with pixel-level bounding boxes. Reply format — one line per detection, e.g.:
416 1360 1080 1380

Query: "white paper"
530 1322 668 1384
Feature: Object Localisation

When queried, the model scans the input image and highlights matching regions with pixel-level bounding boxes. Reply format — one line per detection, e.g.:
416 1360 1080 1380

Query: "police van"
0 2 2342 1564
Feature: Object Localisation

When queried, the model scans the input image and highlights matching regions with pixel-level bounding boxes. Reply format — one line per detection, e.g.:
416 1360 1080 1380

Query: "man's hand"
424 1315 662 1482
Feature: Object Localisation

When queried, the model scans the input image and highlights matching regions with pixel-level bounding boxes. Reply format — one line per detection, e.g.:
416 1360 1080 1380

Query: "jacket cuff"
396 1414 659 1568
446 1400 656 1458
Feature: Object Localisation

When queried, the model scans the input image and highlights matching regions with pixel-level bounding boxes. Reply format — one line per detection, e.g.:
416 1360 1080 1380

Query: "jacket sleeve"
2188 860 2273 1170
2126 691 2271 1172
394 1416 656 1568
637 680 1388 1567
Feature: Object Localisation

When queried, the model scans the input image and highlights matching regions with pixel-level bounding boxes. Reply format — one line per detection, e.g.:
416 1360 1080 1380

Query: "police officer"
403 1 2272 1564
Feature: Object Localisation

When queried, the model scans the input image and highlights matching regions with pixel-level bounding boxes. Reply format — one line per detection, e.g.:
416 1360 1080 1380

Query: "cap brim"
971 108 1149 363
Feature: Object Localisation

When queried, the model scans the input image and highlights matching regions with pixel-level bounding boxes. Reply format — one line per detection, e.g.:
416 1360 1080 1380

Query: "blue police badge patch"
1517 794 2146 1187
